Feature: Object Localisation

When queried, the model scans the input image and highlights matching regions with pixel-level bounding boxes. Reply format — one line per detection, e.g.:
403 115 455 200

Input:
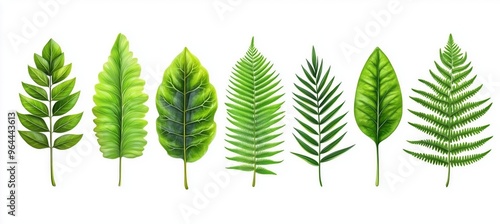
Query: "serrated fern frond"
225 37 284 187
405 34 492 187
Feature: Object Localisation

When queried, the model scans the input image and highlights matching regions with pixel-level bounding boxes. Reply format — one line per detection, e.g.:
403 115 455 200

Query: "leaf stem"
48 75 55 187
118 156 122 186
375 143 379 187
446 163 450 187
184 159 188 189
252 170 256 187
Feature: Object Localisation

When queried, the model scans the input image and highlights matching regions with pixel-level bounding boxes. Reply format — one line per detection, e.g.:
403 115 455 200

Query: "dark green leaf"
17 113 48 132
18 131 48 149
22 82 48 101
54 134 82 150
19 94 49 117
53 91 80 116
53 113 83 133
52 78 75 101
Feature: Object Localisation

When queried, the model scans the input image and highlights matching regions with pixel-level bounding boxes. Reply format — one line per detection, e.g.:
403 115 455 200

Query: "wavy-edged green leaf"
18 38 81 186
354 47 402 186
22 82 48 101
19 94 48 117
291 47 354 186
93 33 148 186
54 113 83 133
18 131 49 149
156 47 217 190
17 113 48 132
405 34 492 187
52 78 75 101
225 37 284 187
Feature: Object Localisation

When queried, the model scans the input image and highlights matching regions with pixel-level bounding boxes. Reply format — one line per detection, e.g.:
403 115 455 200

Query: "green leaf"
19 38 81 187
22 82 48 101
354 47 402 186
156 47 217 189
52 91 80 116
93 33 148 186
19 94 49 117
28 66 49 87
225 37 284 187
52 78 75 101
54 113 83 133
404 34 492 187
291 47 353 186
54 134 82 150
18 131 49 149
17 113 48 132
52 64 72 84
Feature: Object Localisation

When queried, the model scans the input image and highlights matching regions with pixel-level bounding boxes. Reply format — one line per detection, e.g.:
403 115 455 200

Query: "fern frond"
405 34 492 187
225 37 284 187
291 46 353 186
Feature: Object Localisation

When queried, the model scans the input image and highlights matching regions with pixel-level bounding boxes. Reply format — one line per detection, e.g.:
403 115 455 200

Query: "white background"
1 0 500 223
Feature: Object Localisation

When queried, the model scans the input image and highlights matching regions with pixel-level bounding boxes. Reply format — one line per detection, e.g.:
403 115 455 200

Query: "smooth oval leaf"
54 134 82 150
53 91 80 116
28 66 49 87
42 39 62 65
54 113 83 133
18 131 49 149
19 94 49 117
22 82 48 101
17 113 48 132
354 47 403 144
52 78 75 101
52 64 72 84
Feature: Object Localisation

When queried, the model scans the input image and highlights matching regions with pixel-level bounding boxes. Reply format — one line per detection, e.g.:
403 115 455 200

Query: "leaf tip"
250 36 255 48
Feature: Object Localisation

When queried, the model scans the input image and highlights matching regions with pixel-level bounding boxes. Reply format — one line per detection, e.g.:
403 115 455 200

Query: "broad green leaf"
405 34 492 187
291 47 353 186
156 47 217 189
17 113 48 132
18 131 49 149
18 38 81 186
52 91 80 116
93 33 148 186
225 37 284 187
54 134 82 150
19 94 49 117
54 113 83 133
22 82 48 101
354 47 402 186
28 66 49 87
52 77 75 100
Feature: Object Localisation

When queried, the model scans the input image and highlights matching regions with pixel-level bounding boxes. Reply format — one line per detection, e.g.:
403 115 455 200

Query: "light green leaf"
156 47 217 189
28 66 49 87
34 53 50 74
18 131 49 149
405 34 492 187
22 82 48 101
93 33 148 186
54 134 82 150
52 91 80 116
19 94 49 117
354 47 402 186
54 113 83 133
52 77 75 100
17 113 48 132
225 37 284 187
52 64 72 84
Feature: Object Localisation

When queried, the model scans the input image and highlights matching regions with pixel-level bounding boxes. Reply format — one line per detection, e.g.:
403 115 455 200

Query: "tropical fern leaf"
156 47 217 190
291 47 354 186
404 34 492 187
18 39 82 186
93 33 149 186
225 37 284 187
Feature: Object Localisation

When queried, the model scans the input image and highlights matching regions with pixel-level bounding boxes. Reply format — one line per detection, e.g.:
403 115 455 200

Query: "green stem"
318 164 323 187
118 156 122 186
252 170 256 187
48 75 55 187
446 163 450 187
375 143 379 187
184 159 188 190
